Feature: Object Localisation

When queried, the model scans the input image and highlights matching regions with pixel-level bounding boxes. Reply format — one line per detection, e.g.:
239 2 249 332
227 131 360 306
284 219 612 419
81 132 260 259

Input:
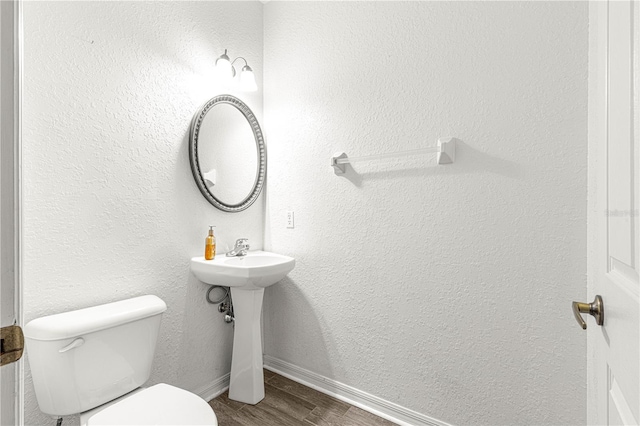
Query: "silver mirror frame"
189 95 266 213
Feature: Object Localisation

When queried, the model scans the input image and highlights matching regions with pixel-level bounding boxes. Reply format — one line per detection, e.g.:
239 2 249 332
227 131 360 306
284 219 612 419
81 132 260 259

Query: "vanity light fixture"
215 49 257 92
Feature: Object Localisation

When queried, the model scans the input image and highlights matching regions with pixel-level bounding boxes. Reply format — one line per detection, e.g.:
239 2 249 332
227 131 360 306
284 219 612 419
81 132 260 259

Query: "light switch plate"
286 211 294 229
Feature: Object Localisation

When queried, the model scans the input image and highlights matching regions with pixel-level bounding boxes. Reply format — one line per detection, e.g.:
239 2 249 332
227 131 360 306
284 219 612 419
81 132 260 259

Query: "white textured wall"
263 2 587 425
22 2 263 424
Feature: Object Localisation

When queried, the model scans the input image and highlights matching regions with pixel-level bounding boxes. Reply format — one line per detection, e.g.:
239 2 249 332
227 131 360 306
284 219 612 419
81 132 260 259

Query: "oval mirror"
189 95 266 212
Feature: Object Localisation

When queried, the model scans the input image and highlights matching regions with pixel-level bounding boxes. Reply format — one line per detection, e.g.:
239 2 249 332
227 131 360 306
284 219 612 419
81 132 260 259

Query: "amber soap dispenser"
205 226 216 260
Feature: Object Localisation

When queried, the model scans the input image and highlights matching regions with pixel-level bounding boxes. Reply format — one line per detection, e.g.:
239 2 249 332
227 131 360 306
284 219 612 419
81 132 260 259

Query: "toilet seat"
86 383 218 426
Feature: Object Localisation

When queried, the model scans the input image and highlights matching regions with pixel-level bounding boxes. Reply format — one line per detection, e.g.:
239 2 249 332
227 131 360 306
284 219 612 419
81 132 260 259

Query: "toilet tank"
24 295 167 416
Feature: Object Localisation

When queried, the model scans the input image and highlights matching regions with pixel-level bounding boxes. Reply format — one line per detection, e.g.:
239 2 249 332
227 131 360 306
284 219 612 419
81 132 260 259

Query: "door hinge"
0 325 24 367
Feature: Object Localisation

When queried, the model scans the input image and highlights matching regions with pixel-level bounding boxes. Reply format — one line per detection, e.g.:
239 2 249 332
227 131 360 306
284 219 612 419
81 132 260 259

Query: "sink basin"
190 249 295 405
191 250 295 290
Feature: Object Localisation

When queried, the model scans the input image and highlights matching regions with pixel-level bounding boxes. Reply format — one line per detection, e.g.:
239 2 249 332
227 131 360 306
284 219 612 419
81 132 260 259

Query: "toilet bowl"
24 295 218 425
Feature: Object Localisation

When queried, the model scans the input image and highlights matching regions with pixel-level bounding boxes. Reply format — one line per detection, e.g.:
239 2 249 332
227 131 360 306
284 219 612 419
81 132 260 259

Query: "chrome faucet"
226 238 250 257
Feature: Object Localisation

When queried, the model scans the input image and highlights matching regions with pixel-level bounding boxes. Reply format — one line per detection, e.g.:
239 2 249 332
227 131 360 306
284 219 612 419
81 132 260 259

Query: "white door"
0 0 22 425
588 0 640 424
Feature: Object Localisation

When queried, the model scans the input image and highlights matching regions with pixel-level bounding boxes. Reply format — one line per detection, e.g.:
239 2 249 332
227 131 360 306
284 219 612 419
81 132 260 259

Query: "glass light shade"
215 54 234 81
240 65 257 92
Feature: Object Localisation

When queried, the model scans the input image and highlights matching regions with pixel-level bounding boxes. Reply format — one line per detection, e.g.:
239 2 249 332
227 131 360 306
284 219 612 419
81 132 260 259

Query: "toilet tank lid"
24 295 167 341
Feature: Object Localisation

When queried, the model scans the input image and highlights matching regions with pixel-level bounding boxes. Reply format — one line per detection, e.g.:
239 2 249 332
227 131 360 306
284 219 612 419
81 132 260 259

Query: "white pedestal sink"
190 251 295 404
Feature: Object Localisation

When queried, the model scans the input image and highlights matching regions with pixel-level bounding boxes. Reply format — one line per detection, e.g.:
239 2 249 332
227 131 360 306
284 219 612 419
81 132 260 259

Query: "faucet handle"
226 238 250 257
235 238 249 247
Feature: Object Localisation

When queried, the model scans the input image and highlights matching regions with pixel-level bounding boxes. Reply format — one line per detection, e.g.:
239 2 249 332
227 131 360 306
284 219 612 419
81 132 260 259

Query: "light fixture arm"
231 57 249 67
230 57 252 76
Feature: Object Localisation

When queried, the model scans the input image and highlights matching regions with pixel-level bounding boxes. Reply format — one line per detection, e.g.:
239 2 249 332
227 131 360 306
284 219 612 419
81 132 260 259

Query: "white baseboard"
263 355 451 426
193 373 230 402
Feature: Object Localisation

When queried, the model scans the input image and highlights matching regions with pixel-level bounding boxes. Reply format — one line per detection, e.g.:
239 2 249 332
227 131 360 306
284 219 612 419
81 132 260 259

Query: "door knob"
572 295 604 330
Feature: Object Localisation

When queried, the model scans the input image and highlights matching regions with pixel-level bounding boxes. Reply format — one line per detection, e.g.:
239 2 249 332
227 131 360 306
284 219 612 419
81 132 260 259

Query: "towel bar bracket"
331 152 348 175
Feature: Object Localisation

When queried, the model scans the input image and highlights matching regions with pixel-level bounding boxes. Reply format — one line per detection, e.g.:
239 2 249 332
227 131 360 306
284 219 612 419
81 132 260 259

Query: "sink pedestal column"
228 287 265 404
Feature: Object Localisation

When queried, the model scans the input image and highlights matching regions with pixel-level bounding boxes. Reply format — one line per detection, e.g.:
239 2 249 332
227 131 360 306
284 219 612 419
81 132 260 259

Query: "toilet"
24 295 218 425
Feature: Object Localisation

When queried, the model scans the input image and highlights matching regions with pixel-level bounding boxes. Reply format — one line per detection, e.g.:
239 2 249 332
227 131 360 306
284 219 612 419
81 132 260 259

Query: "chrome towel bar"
331 137 456 175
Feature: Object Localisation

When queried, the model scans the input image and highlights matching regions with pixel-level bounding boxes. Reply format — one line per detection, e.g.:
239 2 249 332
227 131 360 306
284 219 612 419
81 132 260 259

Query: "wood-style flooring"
208 370 398 426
